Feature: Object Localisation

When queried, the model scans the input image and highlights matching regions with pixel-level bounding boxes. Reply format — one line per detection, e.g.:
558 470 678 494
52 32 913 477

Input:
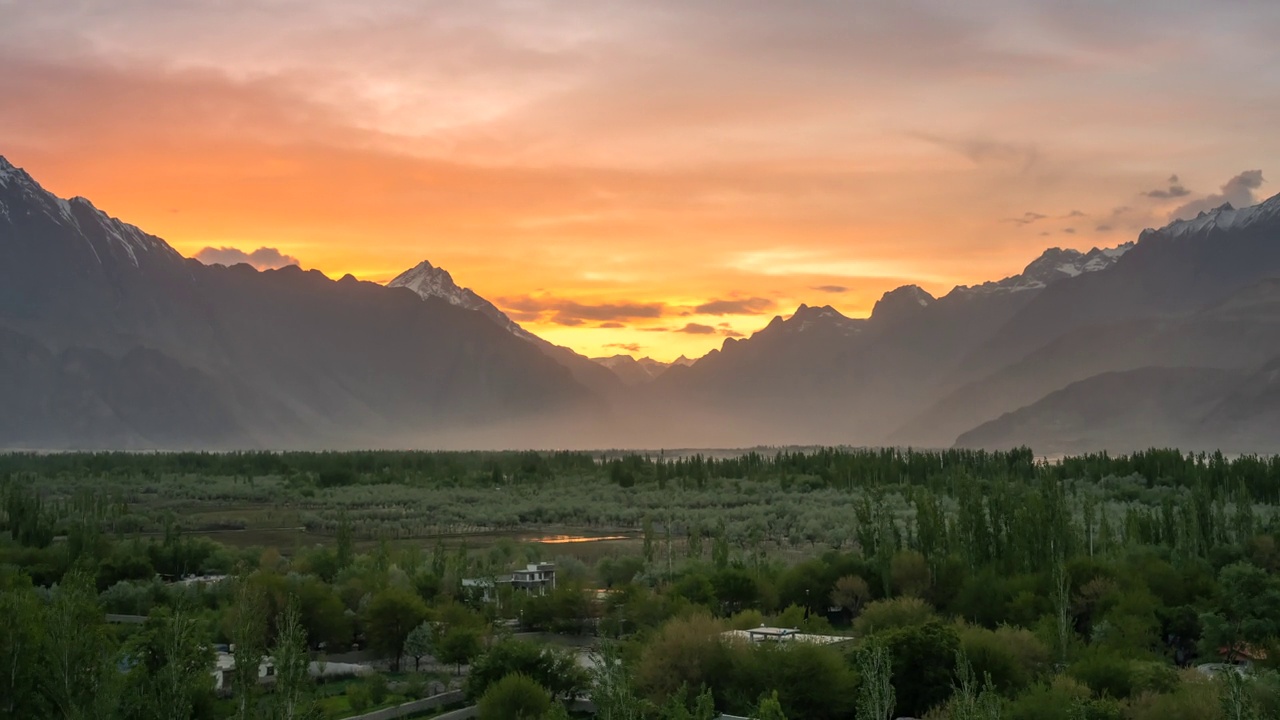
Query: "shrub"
366 673 389 705
477 673 553 720
1068 648 1135 699
346 682 371 712
854 597 936 635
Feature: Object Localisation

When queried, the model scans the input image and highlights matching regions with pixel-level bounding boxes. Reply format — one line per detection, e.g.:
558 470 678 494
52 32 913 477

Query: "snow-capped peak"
1141 192 1280 242
388 260 480 310
0 155 32 189
951 242 1133 297
0 155 181 266
387 259 539 343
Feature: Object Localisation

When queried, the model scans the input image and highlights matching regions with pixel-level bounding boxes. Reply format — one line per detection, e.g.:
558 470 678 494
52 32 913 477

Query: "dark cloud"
677 323 717 334
1173 170 1266 220
1064 210 1087 218
1145 174 1191 199
597 321 626 329
1063 228 1076 234
1095 224 1113 232
721 329 745 338
194 246 300 270
812 285 848 293
1004 211 1048 226
499 295 666 326
693 297 775 315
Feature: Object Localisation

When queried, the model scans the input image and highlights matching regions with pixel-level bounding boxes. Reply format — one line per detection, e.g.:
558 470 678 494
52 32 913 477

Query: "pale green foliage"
229 575 268 720
591 642 648 720
951 651 1003 720
855 637 895 720
1220 670 1258 720
404 621 434 672
753 690 788 720
269 602 316 720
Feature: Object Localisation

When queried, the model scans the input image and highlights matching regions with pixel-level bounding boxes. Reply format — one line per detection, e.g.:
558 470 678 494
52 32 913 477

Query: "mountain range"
3 153 1280 452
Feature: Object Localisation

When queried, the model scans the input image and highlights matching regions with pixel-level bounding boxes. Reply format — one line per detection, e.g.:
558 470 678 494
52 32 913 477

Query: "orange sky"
2 1 1278 360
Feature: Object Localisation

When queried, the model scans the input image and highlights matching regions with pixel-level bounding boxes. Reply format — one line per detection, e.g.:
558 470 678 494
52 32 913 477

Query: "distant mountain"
387 260 623 396
647 242 1137 445
388 261 539 342
0 156 596 449
895 196 1280 448
590 355 676 385
7 150 1280 453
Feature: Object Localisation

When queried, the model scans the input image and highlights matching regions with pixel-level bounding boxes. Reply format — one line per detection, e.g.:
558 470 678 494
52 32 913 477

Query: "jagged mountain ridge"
0 156 597 449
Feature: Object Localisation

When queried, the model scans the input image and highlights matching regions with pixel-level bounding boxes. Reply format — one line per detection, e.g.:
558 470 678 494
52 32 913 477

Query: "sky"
1 0 1278 361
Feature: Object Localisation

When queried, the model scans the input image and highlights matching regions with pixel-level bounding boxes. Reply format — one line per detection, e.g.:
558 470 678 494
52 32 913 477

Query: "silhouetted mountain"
0 156 595 449
388 260 623 396
953 366 1243 454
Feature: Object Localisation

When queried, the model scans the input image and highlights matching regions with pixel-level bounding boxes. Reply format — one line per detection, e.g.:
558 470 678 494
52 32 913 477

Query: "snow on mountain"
1142 196 1280 242
951 243 1134 297
387 260 538 343
590 355 676 385
0 155 182 267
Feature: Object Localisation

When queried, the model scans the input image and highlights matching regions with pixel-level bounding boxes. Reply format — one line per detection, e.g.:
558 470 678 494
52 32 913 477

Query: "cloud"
1003 211 1048 226
676 323 717 334
499 295 666 326
605 342 642 353
597 321 626 329
721 329 745 338
1173 170 1266 220
1145 174 1190 199
913 133 1040 171
693 297 776 315
1064 210 1087 218
194 246 300 270
1095 224 1113 232
1063 228 1076 234
812 285 847 293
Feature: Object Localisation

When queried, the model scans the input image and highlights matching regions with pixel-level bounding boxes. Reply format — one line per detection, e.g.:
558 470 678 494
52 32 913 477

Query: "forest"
3 446 1280 719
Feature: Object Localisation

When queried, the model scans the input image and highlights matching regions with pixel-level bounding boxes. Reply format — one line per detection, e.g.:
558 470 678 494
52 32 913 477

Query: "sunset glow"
3 1 1277 360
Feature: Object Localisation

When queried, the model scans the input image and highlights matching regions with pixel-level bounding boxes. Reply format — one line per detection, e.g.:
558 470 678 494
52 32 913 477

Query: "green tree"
229 575 268 720
466 638 588 703
1200 562 1280 663
404 621 434 673
753 690 788 720
363 587 429 672
880 621 960 718
476 673 552 720
121 608 214 720
269 602 316 720
43 571 120 720
831 575 871 616
0 572 48 718
950 651 1003 720
592 643 648 720
855 637 895 720
437 624 483 675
